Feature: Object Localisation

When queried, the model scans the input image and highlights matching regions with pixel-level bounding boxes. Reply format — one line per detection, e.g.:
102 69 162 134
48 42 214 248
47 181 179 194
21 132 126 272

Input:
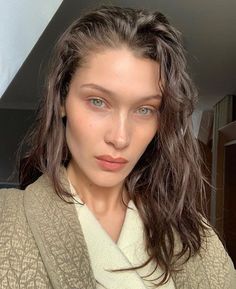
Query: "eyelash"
88 97 158 116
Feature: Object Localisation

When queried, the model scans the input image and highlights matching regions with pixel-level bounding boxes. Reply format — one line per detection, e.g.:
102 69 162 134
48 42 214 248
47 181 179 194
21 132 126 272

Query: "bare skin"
64 47 162 241
68 162 129 242
94 204 127 243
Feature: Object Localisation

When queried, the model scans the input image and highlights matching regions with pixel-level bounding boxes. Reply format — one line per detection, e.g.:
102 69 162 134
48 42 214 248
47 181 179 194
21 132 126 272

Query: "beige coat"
0 172 235 289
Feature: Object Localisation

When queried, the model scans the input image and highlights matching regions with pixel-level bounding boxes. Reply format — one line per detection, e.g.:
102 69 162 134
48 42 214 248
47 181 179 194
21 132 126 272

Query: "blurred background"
0 0 235 265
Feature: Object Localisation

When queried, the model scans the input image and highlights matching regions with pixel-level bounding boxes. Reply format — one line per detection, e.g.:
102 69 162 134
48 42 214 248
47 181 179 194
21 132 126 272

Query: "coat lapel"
23 171 96 289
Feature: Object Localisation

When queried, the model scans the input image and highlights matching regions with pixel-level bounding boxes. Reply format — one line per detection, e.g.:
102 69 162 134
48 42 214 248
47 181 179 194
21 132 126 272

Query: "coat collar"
23 169 96 289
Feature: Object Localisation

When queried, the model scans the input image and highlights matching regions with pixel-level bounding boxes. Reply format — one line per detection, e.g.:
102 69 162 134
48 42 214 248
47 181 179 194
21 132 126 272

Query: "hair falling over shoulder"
19 5 210 287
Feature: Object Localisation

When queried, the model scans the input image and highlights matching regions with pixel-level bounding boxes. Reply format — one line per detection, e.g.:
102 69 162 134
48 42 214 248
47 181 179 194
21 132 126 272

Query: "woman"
0 5 235 289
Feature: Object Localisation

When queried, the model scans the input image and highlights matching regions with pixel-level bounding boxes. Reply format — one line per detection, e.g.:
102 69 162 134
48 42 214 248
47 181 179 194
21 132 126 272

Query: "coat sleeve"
173 226 236 289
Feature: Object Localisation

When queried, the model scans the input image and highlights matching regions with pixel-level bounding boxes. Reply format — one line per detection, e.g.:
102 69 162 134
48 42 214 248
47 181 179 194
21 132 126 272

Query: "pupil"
95 99 102 106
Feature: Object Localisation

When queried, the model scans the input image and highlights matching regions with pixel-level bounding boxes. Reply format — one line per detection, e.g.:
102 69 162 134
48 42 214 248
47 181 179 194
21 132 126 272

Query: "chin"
93 179 124 188
89 172 126 188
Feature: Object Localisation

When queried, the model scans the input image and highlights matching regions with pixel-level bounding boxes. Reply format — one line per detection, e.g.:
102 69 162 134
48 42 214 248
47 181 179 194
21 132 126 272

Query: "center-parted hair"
19 5 209 286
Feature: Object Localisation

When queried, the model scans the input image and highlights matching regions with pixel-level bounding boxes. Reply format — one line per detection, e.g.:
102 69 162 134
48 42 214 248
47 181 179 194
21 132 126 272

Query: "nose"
104 113 131 150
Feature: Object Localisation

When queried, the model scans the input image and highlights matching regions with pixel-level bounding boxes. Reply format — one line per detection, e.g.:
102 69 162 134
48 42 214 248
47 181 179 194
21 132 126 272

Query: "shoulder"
0 186 36 253
173 225 236 289
0 187 30 256
199 227 236 286
0 188 26 231
0 187 29 239
0 187 51 288
0 187 24 213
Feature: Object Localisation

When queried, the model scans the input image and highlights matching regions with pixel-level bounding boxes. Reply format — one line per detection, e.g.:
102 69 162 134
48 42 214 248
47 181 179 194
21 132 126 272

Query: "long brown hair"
19 5 209 286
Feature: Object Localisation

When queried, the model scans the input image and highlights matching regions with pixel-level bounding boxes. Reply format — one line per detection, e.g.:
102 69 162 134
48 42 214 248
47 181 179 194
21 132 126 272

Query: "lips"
95 156 128 171
95 155 128 163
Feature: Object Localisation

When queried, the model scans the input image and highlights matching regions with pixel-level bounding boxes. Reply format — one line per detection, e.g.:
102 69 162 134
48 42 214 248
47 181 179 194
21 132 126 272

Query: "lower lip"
96 158 127 171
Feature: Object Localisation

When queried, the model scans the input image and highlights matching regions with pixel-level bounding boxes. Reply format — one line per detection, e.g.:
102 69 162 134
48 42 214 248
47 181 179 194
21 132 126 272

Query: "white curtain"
0 0 63 98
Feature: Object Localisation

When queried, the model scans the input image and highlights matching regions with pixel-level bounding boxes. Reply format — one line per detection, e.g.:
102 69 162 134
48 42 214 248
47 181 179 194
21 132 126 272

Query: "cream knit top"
69 182 175 289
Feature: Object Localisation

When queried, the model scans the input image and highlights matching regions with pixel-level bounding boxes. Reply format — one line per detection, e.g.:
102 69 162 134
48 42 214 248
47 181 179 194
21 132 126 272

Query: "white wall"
192 109 203 139
0 0 63 98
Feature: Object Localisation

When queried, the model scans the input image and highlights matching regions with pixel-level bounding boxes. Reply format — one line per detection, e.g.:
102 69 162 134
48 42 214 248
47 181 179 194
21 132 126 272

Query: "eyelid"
140 105 158 110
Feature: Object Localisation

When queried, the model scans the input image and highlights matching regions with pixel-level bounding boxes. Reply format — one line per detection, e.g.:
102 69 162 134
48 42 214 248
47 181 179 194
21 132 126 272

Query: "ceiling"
1 0 235 111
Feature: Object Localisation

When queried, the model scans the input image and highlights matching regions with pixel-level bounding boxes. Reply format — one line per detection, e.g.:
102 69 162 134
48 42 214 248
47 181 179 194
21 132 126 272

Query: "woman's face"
63 47 162 189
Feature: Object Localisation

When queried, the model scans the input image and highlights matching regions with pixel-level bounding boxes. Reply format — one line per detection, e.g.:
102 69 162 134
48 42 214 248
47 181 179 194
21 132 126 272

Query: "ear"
60 105 66 118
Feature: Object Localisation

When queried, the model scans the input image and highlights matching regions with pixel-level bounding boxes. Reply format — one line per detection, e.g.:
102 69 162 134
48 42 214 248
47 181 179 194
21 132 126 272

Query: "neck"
66 162 130 216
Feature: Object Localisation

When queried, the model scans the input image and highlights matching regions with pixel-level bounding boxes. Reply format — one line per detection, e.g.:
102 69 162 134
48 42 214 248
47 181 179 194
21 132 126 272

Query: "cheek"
142 119 159 141
66 112 104 147
66 121 87 146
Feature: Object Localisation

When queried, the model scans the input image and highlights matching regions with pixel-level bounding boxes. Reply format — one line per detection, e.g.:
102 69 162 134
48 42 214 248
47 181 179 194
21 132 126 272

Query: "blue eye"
137 107 154 115
90 98 105 108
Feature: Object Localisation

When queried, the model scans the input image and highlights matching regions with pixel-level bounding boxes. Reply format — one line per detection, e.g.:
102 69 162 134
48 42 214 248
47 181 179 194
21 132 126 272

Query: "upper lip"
96 155 128 163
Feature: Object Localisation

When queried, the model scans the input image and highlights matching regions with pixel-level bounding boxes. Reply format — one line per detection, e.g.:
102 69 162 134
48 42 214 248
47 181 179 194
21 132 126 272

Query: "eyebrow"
80 83 162 101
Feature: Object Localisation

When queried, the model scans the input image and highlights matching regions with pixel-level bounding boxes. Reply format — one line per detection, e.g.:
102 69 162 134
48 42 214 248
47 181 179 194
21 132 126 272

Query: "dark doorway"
223 141 236 267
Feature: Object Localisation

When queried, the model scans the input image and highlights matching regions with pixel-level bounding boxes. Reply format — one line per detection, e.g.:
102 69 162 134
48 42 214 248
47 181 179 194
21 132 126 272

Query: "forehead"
71 48 162 98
